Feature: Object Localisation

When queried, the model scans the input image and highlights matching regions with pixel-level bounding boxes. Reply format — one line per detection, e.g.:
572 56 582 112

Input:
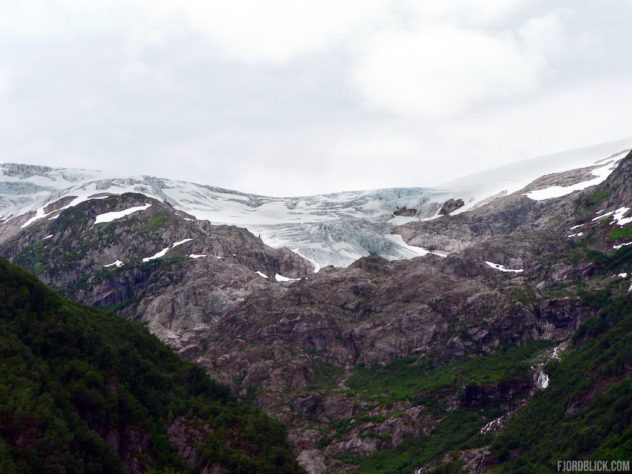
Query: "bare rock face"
439 198 465 215
297 450 327 474
394 207 417 217
2 154 630 472
0 193 312 325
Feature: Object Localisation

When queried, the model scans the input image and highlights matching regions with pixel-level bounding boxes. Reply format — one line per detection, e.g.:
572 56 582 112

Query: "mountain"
0 142 631 473
1 138 630 268
0 256 303 473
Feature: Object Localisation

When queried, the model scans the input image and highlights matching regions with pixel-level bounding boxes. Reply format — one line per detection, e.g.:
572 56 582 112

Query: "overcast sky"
0 1 631 196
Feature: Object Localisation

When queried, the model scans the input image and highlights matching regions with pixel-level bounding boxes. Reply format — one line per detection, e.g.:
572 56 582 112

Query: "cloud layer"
0 1 630 195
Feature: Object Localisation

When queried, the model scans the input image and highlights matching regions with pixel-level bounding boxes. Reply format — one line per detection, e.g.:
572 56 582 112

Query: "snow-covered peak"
441 138 632 211
1 138 630 268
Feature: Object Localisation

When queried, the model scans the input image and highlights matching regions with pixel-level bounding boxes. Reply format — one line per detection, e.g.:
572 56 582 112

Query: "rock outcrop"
439 198 465 215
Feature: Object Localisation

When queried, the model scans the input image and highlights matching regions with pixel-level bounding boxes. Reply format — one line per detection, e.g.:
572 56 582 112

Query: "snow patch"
275 273 299 282
43 234 53 240
570 224 584 230
485 261 524 273
142 238 194 262
612 207 632 226
104 260 124 268
536 372 550 389
142 247 170 262
568 232 584 238
172 238 193 248
189 254 207 259
21 208 48 228
255 271 268 279
95 203 151 224
593 207 632 226
524 157 623 201
613 241 632 250
593 210 615 221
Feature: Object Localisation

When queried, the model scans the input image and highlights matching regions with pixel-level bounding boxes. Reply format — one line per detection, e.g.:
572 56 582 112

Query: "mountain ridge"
2 138 630 267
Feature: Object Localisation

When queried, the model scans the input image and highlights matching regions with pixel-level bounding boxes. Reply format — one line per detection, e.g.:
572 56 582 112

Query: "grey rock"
439 198 465 215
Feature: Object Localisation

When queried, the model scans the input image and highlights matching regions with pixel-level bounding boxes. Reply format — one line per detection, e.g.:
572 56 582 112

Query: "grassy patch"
610 225 632 242
578 188 612 208
572 187 612 223
585 246 632 274
508 286 540 305
145 213 169 232
307 360 345 392
348 340 551 403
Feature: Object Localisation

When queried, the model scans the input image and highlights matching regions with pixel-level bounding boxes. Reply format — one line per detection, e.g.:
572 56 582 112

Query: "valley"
0 144 630 473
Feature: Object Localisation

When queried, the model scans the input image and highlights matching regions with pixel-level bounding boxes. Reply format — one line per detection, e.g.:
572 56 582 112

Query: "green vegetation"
610 225 632 242
0 257 302 473
328 342 551 473
583 245 632 274
342 408 490 473
490 296 632 472
145 213 170 232
307 360 345 392
573 187 612 222
13 241 47 271
337 294 631 474
508 286 540 304
348 341 550 403
579 188 612 208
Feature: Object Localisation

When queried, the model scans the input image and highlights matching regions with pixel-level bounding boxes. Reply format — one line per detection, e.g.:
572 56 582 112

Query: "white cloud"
139 0 392 63
0 72 8 97
449 77 632 171
351 25 541 118
401 0 528 26
517 8 603 70
335 134 422 161
331 134 425 189
0 0 630 197
0 1 139 40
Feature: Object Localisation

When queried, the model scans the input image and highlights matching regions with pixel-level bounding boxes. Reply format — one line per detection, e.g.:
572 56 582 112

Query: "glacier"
1 138 631 268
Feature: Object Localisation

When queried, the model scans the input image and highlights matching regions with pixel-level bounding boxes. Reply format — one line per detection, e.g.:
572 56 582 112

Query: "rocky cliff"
0 152 630 472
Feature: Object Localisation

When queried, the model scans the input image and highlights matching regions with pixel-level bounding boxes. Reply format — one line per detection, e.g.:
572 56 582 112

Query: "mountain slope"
1 138 630 267
0 256 303 473
0 192 312 342
487 294 631 473
1 145 631 472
